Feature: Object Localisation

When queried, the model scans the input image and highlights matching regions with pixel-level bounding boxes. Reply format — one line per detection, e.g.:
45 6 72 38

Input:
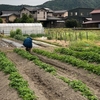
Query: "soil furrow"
6 52 87 100
0 71 22 100
32 53 100 99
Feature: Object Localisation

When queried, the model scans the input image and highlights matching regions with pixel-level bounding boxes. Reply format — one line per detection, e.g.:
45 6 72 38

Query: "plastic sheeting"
0 23 44 35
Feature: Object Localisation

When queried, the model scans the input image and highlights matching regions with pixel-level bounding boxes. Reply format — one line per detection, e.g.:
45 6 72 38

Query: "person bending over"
23 37 32 53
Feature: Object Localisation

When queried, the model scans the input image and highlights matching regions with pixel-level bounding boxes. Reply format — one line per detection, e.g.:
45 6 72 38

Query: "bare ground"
0 72 22 100
32 53 100 99
0 38 100 100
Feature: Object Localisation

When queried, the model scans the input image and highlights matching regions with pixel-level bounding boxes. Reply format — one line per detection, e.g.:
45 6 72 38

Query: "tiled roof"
0 13 16 17
1 11 20 15
47 16 62 20
86 18 92 21
37 8 53 12
83 20 100 24
44 8 53 12
90 9 100 14
23 7 39 11
54 10 67 14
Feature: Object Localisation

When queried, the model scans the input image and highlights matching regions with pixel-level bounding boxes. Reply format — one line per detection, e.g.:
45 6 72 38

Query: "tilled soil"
0 39 87 100
0 38 100 100
0 72 22 100
32 53 100 99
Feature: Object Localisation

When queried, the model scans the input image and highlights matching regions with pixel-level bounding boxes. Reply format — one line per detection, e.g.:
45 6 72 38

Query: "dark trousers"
26 47 31 53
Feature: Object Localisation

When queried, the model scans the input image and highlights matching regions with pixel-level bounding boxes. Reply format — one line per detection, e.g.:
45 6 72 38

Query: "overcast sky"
0 0 49 6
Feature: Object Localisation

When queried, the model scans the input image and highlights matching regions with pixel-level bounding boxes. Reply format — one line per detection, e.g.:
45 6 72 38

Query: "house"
20 7 65 28
36 8 65 28
20 7 54 21
20 7 38 18
53 10 68 18
83 8 100 28
0 10 20 23
68 7 94 26
0 7 65 27
0 13 18 23
0 11 20 16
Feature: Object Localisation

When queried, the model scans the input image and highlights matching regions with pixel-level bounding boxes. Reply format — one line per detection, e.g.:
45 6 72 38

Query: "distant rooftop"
90 9 100 14
54 10 67 14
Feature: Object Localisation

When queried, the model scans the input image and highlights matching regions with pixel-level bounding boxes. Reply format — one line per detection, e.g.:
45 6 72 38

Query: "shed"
0 23 44 35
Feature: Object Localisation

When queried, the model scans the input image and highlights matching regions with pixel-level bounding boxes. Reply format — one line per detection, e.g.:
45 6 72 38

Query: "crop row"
0 51 37 100
14 48 98 100
55 47 100 63
33 48 100 75
14 49 57 74
69 46 100 54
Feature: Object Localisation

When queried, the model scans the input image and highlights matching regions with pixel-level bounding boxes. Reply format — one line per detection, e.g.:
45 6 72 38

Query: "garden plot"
0 38 100 100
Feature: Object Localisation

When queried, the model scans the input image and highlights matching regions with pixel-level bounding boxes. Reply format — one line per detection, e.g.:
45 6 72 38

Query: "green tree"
65 19 78 28
21 14 29 23
14 14 34 23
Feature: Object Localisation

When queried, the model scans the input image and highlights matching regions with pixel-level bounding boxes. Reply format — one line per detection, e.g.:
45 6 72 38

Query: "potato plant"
55 47 100 63
0 51 37 100
33 48 100 75
14 48 98 100
14 48 57 75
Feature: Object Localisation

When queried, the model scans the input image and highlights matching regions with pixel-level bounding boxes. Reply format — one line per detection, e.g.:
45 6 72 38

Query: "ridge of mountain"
0 0 100 11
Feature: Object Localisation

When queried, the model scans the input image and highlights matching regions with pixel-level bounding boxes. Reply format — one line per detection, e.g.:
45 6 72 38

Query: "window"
75 12 77 16
80 12 83 16
70 12 73 16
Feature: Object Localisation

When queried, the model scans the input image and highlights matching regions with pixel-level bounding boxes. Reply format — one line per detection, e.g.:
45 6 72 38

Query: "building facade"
83 8 100 28
68 8 94 26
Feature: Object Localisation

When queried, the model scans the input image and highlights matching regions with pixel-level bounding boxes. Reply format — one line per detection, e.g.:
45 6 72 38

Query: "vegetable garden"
0 28 100 100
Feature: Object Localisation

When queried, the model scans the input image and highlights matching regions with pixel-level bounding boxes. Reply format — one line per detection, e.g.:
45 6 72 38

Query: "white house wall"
20 9 31 18
37 9 47 20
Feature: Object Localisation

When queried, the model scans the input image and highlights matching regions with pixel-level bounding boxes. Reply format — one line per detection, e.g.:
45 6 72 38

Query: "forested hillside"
40 0 100 10
0 4 32 11
0 0 100 11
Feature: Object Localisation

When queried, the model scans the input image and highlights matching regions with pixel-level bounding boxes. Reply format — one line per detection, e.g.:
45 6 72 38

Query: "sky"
0 0 49 6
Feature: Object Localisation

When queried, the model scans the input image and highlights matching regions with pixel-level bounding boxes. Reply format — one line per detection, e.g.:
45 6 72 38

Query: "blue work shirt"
23 37 32 48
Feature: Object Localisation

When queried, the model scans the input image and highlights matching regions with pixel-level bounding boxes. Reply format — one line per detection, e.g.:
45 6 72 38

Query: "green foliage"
33 48 100 75
30 33 46 38
0 18 3 23
14 48 39 61
14 35 26 41
14 14 34 23
14 48 57 75
0 54 17 74
59 76 98 100
0 51 37 100
69 40 95 48
16 29 22 35
0 0 99 11
33 59 56 75
10 28 26 41
10 29 22 38
14 48 98 100
10 30 16 38
41 0 99 10
55 47 100 63
0 4 27 11
65 19 78 28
